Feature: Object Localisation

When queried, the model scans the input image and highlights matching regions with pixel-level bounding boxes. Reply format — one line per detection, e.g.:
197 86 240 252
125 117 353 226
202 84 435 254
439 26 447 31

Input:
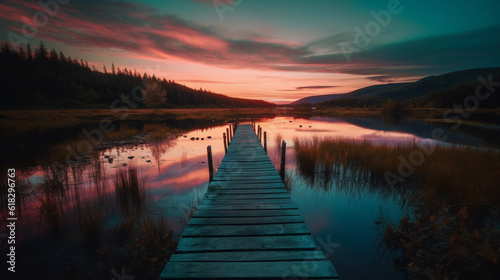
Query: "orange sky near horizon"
1 0 500 104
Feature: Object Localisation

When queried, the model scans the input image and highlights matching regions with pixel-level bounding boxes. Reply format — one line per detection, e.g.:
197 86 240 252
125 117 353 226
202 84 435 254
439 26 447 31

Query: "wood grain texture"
160 124 338 279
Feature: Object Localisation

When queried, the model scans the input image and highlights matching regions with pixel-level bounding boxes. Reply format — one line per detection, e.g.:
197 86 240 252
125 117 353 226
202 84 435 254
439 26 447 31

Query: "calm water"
0 116 494 279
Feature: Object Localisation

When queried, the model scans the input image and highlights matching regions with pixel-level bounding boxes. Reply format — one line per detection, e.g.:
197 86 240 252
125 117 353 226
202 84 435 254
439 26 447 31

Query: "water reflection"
1 115 496 279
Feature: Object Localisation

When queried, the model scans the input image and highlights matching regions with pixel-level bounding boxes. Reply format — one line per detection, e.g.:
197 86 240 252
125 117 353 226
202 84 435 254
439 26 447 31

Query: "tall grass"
77 204 104 245
115 167 146 219
294 136 500 279
105 126 138 141
294 136 500 206
142 124 178 140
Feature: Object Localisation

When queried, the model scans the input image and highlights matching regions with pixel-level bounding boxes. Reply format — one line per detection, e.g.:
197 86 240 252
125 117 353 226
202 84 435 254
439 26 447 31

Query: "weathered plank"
169 250 326 262
188 216 305 225
197 203 297 211
161 261 339 279
160 124 338 279
208 182 286 189
176 235 317 252
182 223 311 237
211 189 288 194
205 193 290 199
200 198 293 205
193 209 300 218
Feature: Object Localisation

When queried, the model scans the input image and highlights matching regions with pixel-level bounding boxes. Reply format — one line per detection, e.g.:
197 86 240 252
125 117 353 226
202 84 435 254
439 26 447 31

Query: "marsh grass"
294 137 500 206
115 167 146 219
105 125 138 141
77 204 104 245
294 136 500 279
142 123 179 140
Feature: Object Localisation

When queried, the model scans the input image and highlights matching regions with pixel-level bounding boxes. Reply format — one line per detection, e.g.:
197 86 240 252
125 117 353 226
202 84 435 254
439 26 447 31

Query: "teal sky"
1 0 500 103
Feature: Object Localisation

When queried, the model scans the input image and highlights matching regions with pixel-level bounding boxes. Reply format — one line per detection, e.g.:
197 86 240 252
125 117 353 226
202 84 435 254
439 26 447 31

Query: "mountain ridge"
291 67 500 105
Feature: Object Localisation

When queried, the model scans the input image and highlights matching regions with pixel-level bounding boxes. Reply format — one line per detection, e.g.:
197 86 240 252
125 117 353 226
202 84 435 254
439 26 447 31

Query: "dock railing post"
279 140 286 180
264 131 267 152
207 145 214 182
226 128 230 146
223 133 227 154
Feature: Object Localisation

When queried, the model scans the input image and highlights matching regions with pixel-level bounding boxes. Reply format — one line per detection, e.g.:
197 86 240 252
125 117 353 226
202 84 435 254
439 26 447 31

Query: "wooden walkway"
160 124 339 279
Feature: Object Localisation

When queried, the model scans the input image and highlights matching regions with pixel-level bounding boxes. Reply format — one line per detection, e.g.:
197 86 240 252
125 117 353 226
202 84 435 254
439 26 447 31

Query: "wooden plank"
169 250 326 262
211 179 284 184
213 171 279 176
161 124 338 279
205 193 290 199
200 198 292 205
212 189 288 194
193 209 299 218
197 203 297 211
176 235 317 252
188 216 305 225
160 260 338 279
208 182 286 189
212 175 282 181
182 223 311 237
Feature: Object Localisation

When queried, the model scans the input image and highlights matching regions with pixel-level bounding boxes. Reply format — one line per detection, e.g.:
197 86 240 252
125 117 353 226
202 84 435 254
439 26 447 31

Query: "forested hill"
0 42 273 109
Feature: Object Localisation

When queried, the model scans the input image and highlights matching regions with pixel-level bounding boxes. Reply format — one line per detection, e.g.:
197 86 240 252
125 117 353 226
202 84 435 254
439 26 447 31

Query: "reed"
104 126 138 141
294 136 500 279
115 167 146 219
294 136 500 206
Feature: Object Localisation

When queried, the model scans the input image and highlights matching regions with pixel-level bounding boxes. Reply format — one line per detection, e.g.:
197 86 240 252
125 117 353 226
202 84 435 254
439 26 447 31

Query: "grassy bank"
2 108 499 135
294 137 500 279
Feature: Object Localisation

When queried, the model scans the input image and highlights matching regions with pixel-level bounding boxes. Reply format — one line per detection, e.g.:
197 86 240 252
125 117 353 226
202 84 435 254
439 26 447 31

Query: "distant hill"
0 42 273 109
292 67 500 106
291 93 348 105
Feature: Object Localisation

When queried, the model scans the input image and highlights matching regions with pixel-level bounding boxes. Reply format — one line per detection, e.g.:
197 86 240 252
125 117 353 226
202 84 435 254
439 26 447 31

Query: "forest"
0 41 273 109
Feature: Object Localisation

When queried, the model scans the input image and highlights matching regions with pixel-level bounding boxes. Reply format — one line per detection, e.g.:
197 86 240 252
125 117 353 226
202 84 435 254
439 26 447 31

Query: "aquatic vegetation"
115 167 146 219
142 123 179 140
294 136 500 279
104 125 139 141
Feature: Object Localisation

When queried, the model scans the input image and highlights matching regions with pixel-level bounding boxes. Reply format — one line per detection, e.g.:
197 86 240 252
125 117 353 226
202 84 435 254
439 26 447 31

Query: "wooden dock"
160 124 339 279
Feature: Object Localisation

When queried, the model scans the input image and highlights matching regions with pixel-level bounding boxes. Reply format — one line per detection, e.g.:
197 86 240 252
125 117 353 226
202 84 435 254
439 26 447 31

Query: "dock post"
226 128 230 145
207 145 214 182
257 125 260 139
264 131 267 152
229 124 233 139
279 140 286 180
223 133 227 153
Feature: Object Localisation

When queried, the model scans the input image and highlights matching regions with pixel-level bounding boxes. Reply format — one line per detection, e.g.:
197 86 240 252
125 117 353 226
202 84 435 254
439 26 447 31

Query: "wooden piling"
264 131 267 152
207 145 214 182
223 133 227 154
279 140 286 180
226 128 230 146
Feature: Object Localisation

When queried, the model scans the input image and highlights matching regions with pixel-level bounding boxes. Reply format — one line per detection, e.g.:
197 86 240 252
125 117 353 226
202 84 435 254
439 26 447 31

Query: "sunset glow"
1 0 500 103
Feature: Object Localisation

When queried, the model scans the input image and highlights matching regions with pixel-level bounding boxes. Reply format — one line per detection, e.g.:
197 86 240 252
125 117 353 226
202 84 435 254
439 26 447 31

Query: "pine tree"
35 41 48 60
27 43 33 60
50 48 58 61
59 50 66 62
111 63 116 75
103 65 108 74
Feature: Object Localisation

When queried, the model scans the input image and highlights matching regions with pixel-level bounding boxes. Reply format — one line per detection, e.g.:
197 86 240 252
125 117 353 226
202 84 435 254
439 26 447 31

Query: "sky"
1 0 500 104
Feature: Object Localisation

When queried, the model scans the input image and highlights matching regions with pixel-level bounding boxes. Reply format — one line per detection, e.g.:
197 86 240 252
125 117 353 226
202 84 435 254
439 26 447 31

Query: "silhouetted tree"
35 41 48 60
142 78 167 116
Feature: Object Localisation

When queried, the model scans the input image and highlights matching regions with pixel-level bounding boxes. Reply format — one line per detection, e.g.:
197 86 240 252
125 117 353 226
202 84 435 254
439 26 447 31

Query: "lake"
0 115 495 279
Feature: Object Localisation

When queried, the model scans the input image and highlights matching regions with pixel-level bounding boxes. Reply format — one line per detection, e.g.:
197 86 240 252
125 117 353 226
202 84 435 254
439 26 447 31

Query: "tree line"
0 41 273 109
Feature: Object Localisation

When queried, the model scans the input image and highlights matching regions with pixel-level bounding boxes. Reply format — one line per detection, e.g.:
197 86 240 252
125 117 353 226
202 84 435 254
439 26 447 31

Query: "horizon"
1 0 500 104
